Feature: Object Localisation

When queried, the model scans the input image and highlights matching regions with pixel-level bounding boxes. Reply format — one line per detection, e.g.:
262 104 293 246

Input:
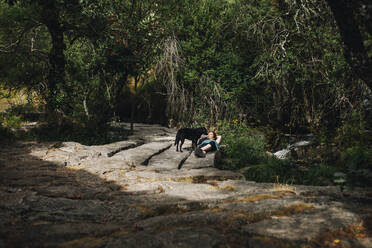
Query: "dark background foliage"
1 0 371 188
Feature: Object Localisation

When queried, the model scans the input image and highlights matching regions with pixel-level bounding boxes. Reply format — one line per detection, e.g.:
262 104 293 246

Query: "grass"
271 176 297 193
233 191 295 203
219 185 236 191
271 202 314 216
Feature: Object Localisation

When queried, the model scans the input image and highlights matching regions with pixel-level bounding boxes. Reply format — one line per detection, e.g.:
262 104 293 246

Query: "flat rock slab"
112 141 173 165
243 205 362 243
122 167 244 185
1 123 372 248
106 227 223 248
148 144 192 171
124 181 236 201
181 151 215 170
33 140 144 166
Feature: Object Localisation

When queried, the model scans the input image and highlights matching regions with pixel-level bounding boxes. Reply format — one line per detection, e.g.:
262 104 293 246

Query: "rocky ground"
1 123 372 248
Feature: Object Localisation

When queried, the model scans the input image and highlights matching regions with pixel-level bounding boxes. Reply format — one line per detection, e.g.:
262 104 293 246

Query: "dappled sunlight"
1 124 371 247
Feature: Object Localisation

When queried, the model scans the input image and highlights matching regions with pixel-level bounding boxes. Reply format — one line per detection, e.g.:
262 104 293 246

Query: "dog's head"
200 127 208 135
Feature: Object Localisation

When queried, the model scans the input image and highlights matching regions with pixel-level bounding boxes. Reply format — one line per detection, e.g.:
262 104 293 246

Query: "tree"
91 0 164 130
156 0 252 125
327 0 372 90
0 0 108 123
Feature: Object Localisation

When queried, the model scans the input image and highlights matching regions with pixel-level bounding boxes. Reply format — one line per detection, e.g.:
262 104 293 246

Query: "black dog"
175 127 208 152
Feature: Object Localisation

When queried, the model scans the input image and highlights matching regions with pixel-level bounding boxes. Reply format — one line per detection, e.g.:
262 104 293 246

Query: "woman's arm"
197 136 207 145
216 135 222 144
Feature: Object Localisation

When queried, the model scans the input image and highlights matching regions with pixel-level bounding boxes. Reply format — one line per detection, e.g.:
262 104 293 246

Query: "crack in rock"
141 144 172 166
107 141 145 157
177 150 193 170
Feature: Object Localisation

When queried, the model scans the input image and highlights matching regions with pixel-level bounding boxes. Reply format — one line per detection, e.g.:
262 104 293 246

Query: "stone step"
33 140 145 166
147 145 192 171
121 167 244 185
111 141 173 165
181 150 216 170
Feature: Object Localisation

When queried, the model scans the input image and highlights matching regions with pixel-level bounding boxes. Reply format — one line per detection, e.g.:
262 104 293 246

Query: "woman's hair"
209 131 217 140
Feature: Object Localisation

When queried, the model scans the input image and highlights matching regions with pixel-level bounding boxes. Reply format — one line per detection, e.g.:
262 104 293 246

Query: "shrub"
216 120 267 170
341 146 372 188
304 164 339 186
223 135 266 169
215 120 345 186
0 111 22 129
334 112 371 148
242 159 339 185
242 158 294 183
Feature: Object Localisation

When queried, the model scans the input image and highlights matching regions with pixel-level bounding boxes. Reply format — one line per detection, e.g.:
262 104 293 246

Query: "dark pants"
199 141 217 151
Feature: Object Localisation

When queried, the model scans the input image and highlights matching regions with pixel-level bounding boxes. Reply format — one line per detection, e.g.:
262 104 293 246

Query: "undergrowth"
214 120 364 187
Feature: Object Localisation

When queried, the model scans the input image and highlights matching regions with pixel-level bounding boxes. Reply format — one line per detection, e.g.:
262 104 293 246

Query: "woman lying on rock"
194 131 222 158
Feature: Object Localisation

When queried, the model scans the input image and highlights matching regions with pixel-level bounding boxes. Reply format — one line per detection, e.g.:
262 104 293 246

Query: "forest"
0 0 371 189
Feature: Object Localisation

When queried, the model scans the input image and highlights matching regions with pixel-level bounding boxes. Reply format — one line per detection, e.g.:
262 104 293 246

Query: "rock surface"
1 123 372 248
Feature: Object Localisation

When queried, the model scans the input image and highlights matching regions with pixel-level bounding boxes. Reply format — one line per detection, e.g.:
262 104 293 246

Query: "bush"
223 135 266 169
242 158 339 185
216 120 267 170
304 164 339 186
215 120 341 186
0 111 22 129
334 111 371 148
341 146 372 188
242 158 294 183
329 111 372 188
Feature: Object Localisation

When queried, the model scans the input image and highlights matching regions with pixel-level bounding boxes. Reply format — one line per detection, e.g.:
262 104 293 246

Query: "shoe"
194 147 201 157
195 147 206 158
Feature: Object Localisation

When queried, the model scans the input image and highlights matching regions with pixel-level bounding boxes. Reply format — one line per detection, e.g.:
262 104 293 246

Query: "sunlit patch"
233 191 295 203
271 202 314 217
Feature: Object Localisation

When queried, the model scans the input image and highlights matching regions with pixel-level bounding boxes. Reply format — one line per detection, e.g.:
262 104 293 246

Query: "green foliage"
0 0 371 192
240 157 338 186
242 158 294 183
0 111 22 129
0 107 22 141
334 112 371 147
332 112 372 188
340 146 372 188
215 121 267 170
159 0 256 124
342 146 371 171
215 119 341 185
333 171 347 190
304 164 339 186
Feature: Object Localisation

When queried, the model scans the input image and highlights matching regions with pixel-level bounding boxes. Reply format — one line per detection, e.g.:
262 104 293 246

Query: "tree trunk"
327 0 372 90
130 77 138 132
42 5 66 123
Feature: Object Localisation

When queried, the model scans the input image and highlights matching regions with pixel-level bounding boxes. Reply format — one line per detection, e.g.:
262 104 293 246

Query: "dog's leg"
192 140 197 150
175 133 180 152
180 138 185 152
